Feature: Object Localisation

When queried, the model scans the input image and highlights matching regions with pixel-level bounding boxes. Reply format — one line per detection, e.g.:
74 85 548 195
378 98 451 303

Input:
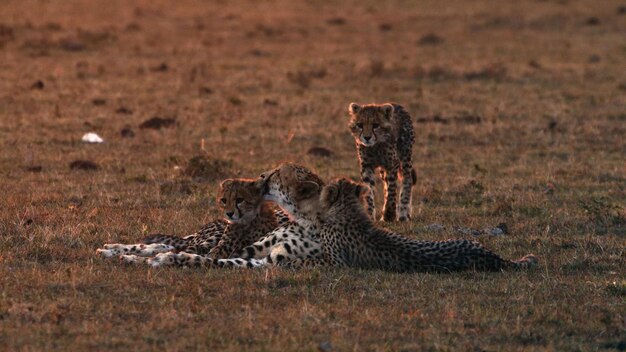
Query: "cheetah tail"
509 254 539 270
142 234 186 249
411 168 417 185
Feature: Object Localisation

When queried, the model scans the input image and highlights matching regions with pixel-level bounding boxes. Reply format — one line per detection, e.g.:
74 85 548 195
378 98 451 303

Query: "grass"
0 0 625 350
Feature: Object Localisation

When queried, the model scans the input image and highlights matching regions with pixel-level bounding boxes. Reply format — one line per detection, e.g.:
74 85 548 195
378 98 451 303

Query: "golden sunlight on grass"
0 0 624 350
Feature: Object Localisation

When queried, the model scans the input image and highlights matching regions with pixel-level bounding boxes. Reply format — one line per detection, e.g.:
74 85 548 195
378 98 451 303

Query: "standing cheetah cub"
348 102 416 222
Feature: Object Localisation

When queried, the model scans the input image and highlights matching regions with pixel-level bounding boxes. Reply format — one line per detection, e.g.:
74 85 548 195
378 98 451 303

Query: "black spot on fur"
245 247 255 257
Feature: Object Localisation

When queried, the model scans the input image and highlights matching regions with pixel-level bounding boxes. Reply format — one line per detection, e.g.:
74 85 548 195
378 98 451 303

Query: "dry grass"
0 0 625 350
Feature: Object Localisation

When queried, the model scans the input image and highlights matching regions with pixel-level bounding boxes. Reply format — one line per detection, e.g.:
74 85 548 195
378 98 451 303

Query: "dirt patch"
69 160 99 171
417 33 444 45
182 154 234 182
25 165 43 172
115 107 133 115
139 117 177 129
307 147 334 157
120 127 135 138
30 80 44 90
326 17 346 25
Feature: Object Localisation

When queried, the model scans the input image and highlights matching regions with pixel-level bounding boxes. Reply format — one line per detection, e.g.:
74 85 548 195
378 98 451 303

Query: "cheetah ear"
324 185 339 206
354 184 367 198
381 103 394 120
296 181 320 200
348 102 361 115
219 179 234 189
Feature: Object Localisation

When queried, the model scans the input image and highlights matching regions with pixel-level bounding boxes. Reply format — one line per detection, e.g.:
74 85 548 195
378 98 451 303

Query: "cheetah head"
320 178 369 216
348 102 395 147
257 163 324 220
217 178 264 224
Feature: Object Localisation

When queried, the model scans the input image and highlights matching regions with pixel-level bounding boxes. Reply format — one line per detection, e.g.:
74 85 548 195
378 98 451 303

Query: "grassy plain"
0 0 624 350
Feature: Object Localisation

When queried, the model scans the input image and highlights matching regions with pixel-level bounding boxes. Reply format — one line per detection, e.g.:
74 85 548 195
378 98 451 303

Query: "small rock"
425 223 445 232
307 147 333 157
81 132 104 143
496 222 508 234
92 98 106 106
585 17 600 26
139 117 176 129
455 227 482 236
489 227 504 236
318 341 332 352
69 160 99 171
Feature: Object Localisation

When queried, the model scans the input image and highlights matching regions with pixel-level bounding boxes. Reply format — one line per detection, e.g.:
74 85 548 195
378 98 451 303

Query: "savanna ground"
0 0 625 350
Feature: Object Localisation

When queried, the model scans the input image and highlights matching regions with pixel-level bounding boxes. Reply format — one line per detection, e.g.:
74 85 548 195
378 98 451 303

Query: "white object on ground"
82 132 104 143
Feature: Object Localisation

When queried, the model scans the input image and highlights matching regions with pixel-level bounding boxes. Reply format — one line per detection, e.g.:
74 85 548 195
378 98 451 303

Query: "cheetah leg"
96 243 175 258
398 162 415 222
381 168 399 222
120 251 218 268
215 257 268 268
236 224 303 260
360 167 376 220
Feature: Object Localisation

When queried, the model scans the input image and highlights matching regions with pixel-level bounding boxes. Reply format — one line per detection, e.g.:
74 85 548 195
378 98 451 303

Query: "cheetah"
96 178 289 266
317 178 538 272
348 102 416 222
210 163 325 269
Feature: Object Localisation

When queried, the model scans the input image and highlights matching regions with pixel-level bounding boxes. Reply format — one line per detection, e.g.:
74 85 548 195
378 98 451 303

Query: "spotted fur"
97 179 289 264
348 102 416 222
318 178 538 272
212 163 325 269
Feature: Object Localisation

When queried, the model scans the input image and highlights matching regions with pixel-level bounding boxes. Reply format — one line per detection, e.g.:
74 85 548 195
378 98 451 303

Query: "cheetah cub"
96 178 289 265
348 102 416 222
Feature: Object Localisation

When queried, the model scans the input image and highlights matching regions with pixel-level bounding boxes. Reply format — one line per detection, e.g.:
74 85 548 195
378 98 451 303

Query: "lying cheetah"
211 163 324 268
348 102 416 222
96 178 289 266
318 178 538 272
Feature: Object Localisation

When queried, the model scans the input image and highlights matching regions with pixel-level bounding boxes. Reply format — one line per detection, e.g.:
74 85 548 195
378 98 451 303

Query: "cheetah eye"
220 198 227 204
372 123 380 129
356 123 363 129
236 197 244 204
